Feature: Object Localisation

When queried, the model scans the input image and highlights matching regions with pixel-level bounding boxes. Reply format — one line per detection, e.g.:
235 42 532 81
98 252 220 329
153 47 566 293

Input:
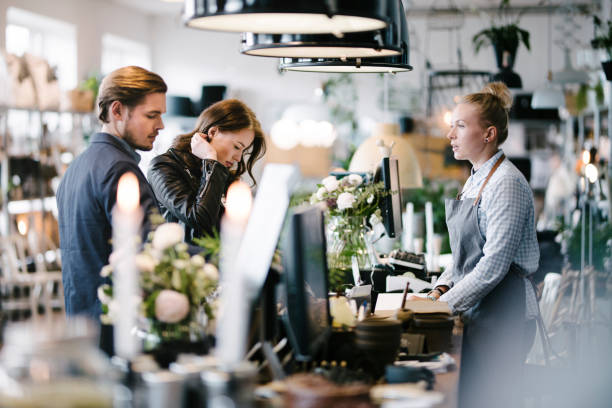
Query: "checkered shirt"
438 150 540 319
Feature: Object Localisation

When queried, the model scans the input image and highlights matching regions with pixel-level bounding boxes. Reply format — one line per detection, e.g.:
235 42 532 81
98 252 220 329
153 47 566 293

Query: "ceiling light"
552 48 590 84
241 0 404 58
531 83 564 109
184 0 388 34
279 0 411 73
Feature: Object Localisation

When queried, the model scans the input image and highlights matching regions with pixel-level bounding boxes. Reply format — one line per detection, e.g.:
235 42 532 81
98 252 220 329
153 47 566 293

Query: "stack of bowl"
355 319 402 376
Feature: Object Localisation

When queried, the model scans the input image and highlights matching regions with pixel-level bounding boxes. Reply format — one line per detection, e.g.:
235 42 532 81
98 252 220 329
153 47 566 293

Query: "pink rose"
155 290 189 323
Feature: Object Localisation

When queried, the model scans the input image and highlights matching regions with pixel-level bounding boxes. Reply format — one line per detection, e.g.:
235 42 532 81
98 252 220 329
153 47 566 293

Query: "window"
101 34 151 75
5 7 77 90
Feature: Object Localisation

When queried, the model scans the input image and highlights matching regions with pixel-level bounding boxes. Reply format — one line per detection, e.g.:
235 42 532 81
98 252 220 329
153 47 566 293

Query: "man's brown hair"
97 66 167 123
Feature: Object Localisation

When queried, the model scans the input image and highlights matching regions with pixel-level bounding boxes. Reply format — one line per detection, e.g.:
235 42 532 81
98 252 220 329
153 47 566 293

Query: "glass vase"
326 215 370 290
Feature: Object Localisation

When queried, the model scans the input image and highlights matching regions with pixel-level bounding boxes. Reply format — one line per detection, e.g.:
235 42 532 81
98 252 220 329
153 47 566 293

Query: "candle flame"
117 172 140 212
225 181 252 223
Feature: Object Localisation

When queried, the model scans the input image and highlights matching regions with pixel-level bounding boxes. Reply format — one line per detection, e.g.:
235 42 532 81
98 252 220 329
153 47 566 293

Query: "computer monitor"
377 157 403 238
280 205 332 362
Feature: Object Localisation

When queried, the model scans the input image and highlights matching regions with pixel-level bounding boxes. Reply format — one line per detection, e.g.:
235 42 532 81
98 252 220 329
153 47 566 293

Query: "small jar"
0 318 122 408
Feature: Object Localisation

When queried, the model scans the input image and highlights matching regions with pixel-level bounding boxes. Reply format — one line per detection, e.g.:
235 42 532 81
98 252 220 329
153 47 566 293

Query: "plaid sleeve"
436 259 457 288
439 176 530 313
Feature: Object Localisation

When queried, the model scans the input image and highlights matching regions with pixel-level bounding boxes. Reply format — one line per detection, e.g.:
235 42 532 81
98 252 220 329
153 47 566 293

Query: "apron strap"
472 154 506 207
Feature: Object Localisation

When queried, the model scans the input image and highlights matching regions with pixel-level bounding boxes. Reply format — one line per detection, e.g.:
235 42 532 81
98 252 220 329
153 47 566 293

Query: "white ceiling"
105 0 598 17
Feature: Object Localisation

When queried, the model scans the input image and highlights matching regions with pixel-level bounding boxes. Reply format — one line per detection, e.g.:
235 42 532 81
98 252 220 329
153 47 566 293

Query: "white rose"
135 254 156 273
97 284 112 304
155 290 190 323
337 192 356 210
152 223 184 250
202 264 219 281
100 264 113 278
190 254 205 267
322 176 339 192
175 242 188 253
316 186 327 200
347 174 363 186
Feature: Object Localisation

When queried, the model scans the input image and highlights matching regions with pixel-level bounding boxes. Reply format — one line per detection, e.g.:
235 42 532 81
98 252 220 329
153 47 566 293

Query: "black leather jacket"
147 148 230 243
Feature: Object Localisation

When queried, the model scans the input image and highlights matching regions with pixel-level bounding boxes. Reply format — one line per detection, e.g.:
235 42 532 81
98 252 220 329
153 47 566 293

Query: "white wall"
0 0 153 81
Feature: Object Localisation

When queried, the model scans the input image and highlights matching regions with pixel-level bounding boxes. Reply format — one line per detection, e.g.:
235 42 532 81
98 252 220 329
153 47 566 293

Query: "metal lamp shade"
184 0 388 34
531 85 564 109
241 0 403 58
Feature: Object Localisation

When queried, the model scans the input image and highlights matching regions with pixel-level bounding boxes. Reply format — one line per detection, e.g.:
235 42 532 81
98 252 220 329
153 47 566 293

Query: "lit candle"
112 172 142 360
425 201 434 271
402 202 414 252
216 180 253 368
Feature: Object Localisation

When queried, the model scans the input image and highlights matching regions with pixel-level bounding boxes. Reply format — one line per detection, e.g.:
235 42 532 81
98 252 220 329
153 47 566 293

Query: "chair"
0 232 64 321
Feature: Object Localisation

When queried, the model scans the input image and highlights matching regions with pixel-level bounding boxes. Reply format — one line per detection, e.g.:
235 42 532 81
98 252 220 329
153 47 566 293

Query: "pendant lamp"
279 0 411 73
532 5 564 109
184 0 388 34
552 48 589 84
241 0 403 59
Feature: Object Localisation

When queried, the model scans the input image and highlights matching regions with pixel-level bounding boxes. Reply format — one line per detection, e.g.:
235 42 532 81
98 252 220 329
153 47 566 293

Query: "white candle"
112 172 142 360
425 201 434 271
216 180 252 368
402 202 414 252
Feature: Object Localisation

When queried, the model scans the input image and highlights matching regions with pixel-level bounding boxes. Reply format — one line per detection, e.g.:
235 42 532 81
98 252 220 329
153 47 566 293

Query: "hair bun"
481 82 513 111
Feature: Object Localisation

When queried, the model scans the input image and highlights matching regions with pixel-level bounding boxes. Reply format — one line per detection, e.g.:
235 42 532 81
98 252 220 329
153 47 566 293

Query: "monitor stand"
258 267 286 381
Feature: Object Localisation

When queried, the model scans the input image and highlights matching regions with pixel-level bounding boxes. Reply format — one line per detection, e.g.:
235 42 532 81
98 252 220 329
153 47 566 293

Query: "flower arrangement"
98 222 219 346
309 174 386 288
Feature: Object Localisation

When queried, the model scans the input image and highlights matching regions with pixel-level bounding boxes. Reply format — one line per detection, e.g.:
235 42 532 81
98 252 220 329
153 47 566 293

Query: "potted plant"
591 16 612 80
472 0 530 88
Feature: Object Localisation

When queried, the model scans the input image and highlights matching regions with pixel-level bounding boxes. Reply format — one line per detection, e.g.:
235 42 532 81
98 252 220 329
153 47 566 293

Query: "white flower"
155 290 190 323
367 194 374 204
190 254 205 267
347 174 363 186
322 176 339 192
202 264 219 281
152 223 184 250
172 259 189 270
100 264 113 278
100 314 113 325
316 186 327 200
337 192 356 210
135 254 156 273
175 242 188 253
97 284 112 304
369 212 382 226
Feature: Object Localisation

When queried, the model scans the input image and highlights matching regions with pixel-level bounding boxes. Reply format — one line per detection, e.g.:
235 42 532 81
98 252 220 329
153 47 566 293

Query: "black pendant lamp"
279 0 411 73
241 0 403 59
184 0 388 35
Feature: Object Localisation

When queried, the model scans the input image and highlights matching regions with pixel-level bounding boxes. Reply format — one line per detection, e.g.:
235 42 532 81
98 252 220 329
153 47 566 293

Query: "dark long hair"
172 99 266 184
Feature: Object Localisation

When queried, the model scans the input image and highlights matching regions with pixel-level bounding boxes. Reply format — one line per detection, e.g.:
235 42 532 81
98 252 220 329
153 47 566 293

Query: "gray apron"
445 154 536 408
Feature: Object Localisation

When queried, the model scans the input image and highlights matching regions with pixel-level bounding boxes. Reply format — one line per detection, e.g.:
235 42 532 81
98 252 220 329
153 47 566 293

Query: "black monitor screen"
280 205 331 362
379 157 403 238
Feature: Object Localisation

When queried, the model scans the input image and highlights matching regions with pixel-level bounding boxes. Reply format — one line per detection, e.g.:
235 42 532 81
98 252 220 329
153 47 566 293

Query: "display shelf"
7 197 57 215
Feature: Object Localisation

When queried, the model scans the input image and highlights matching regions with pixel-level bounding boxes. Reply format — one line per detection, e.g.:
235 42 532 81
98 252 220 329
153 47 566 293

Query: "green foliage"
564 214 612 272
193 229 221 267
79 72 101 101
592 16 612 59
472 0 531 55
